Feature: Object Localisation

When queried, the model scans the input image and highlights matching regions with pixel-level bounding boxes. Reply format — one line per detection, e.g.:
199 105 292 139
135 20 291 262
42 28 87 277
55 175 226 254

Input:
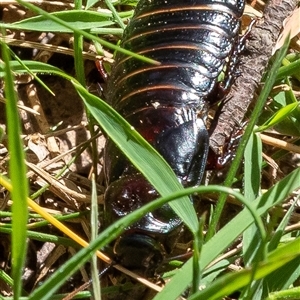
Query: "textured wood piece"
209 0 299 153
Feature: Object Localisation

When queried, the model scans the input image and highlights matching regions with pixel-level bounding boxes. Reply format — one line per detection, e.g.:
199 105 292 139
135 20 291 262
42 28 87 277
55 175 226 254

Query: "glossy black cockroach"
104 0 245 276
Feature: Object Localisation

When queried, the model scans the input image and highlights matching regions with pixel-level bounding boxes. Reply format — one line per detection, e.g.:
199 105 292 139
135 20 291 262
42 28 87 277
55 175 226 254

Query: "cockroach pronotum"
104 0 245 276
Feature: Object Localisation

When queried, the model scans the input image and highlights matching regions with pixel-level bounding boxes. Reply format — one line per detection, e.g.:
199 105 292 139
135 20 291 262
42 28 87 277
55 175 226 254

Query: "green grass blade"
241 132 264 299
244 132 262 201
261 201 300 297
262 256 300 298
1 0 159 65
242 132 263 266
256 102 299 132
90 175 101 299
27 185 241 300
3 10 115 31
73 81 198 233
261 81 300 136
85 0 99 10
1 39 29 299
0 61 69 78
104 0 126 30
91 27 124 35
154 168 300 300
73 32 86 86
4 50 55 95
1 59 199 232
0 226 80 248
276 57 300 80
266 286 300 300
268 202 297 253
0 269 14 294
188 237 300 300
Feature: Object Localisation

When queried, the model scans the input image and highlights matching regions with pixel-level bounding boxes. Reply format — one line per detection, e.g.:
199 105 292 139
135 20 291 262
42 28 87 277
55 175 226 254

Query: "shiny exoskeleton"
104 0 245 275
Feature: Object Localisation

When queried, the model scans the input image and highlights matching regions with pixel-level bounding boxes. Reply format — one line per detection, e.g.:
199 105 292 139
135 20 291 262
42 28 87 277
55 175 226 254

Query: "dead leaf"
27 133 49 162
273 8 300 54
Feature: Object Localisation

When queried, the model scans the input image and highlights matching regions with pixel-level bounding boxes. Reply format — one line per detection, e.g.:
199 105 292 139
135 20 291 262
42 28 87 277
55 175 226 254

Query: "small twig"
285 222 300 233
26 162 104 204
206 243 243 270
260 134 300 154
0 96 40 115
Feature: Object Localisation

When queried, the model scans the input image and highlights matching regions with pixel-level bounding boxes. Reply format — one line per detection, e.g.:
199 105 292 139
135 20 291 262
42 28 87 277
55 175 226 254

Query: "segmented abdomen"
104 0 245 273
107 0 245 118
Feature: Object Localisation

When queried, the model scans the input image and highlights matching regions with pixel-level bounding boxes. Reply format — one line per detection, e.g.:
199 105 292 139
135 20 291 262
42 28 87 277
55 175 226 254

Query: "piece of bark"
209 0 299 154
